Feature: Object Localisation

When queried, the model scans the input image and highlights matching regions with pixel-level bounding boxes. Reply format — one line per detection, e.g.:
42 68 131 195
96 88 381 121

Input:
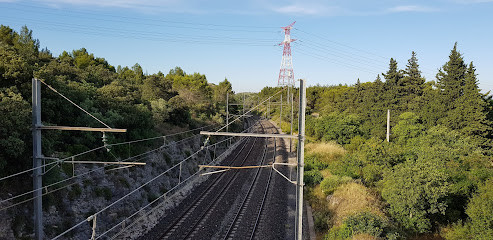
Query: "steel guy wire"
38 79 111 128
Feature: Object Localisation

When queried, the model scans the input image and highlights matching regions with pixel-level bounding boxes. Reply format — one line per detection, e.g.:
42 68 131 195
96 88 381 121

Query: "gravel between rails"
138 119 295 240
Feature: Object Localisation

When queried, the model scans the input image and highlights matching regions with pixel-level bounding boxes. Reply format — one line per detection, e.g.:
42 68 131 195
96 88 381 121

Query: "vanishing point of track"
140 119 284 240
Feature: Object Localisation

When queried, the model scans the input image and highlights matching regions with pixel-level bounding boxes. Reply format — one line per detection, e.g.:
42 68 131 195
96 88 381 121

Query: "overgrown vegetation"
262 46 493 239
0 25 246 238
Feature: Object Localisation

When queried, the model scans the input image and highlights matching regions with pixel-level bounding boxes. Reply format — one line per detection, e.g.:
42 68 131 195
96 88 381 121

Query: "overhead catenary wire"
215 87 287 133
50 102 260 239
0 121 219 183
0 132 205 211
102 120 260 239
97 135 243 240
50 131 246 240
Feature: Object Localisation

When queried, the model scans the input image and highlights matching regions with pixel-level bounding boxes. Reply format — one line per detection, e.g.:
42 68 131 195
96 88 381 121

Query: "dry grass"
352 233 379 240
409 233 445 240
306 142 347 164
319 169 332 178
328 182 385 226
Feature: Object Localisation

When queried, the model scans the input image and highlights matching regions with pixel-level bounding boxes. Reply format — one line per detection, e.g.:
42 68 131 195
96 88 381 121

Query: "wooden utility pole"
386 109 390 142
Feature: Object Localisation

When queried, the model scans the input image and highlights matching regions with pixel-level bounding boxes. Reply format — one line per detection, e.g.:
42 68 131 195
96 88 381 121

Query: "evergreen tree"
402 51 425 97
436 43 466 111
382 58 403 107
447 62 491 146
383 58 403 87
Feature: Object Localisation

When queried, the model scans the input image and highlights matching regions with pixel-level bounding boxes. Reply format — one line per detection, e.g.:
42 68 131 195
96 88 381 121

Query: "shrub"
305 155 328 171
465 178 493 239
344 212 387 237
324 224 352 240
328 182 385 226
320 175 352 196
68 184 82 200
314 211 331 232
95 187 112 200
329 154 362 178
442 221 471 240
304 170 323 186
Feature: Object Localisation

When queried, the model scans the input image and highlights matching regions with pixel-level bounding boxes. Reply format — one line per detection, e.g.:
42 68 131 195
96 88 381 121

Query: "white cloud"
387 5 437 13
35 0 179 9
455 0 493 3
275 4 320 15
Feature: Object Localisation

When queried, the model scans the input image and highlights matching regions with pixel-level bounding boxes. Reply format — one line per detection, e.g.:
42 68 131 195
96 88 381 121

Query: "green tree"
446 62 491 145
436 43 466 108
213 78 233 104
392 112 425 145
465 178 493 239
382 156 450 233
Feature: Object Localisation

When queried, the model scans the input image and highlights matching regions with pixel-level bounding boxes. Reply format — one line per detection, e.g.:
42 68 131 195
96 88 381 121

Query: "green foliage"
304 155 328 171
314 211 331 232
304 170 324 186
329 154 362 179
442 221 471 240
320 175 352 196
465 178 493 239
0 88 30 174
392 112 425 145
344 212 388 237
382 157 450 233
307 112 362 145
324 224 353 240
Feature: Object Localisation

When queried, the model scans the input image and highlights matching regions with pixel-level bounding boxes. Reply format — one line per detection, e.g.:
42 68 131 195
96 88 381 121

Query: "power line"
0 122 218 183
215 87 287 132
0 133 206 212
6 2 279 30
293 28 436 76
96 121 261 239
97 136 242 240
51 132 244 240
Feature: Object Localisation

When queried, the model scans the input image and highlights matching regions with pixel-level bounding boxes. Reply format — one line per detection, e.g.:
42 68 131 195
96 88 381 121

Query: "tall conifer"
436 43 466 108
447 62 491 145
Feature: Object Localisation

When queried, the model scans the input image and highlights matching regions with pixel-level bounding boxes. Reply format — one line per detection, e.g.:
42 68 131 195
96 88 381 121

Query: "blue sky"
1 0 492 93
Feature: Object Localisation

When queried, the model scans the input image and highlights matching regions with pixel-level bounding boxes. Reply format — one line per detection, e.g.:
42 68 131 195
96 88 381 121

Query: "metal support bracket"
272 162 297 185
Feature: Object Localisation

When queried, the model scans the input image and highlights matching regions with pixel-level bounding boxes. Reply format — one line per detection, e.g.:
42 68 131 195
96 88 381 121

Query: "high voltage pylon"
278 21 296 87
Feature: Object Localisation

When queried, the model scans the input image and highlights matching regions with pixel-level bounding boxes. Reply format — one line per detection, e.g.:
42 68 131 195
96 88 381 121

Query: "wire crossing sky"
1 0 492 93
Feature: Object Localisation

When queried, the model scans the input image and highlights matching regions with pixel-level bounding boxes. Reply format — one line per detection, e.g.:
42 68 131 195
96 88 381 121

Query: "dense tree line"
0 25 234 181
261 44 493 239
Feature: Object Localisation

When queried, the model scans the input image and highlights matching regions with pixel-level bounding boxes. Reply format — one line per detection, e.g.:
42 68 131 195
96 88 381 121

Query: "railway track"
221 121 277 240
140 119 286 240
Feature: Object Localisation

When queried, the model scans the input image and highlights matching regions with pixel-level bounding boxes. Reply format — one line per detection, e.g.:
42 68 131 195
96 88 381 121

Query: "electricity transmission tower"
278 21 296 87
